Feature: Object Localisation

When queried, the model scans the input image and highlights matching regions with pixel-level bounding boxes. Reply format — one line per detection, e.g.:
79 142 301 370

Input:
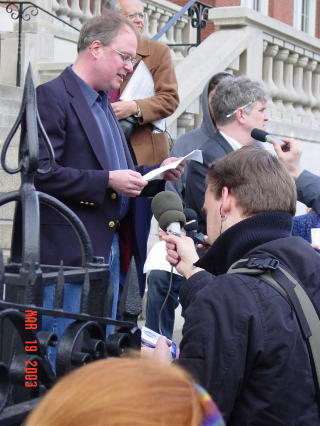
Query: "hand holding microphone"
251 128 288 148
151 192 202 278
251 129 303 179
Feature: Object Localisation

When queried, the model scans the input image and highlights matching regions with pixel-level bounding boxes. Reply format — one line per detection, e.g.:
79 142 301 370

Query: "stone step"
0 201 15 221
0 146 20 173
0 220 13 251
0 84 23 101
0 113 19 128
0 125 21 147
0 97 22 115
0 170 20 193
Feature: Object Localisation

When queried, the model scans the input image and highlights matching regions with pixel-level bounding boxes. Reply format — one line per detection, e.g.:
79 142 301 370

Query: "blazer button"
110 192 117 200
108 221 116 228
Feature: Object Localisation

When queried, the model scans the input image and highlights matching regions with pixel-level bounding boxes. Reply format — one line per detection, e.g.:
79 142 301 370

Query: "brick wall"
316 0 320 38
169 0 320 40
268 0 294 26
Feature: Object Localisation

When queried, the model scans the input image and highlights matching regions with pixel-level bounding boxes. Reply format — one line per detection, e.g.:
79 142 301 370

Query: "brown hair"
25 358 204 426
77 12 136 52
207 146 296 216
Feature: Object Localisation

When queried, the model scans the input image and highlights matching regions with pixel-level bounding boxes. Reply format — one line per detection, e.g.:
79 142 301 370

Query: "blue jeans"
42 233 120 368
145 270 185 339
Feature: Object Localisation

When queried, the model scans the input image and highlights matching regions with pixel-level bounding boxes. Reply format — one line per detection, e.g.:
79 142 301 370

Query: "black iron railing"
0 1 212 87
0 1 80 87
0 65 140 425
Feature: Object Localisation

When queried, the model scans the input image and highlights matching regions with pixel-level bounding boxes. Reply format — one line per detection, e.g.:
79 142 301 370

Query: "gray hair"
77 13 135 52
211 76 269 126
102 0 120 13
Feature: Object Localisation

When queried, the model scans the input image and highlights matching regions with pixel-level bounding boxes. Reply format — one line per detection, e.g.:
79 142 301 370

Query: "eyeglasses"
125 12 144 20
225 101 255 118
108 46 137 66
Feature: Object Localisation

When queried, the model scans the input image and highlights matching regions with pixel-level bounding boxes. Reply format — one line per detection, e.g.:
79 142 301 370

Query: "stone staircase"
0 84 22 259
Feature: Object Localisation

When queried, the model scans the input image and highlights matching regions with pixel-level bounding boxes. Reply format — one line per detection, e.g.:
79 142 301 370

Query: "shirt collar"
68 66 101 107
219 130 242 151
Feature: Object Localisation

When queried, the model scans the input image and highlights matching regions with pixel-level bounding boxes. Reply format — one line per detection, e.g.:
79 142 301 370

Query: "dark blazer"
185 131 233 233
35 68 164 267
296 170 320 214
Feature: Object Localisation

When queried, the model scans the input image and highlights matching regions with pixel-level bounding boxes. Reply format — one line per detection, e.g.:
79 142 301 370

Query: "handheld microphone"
184 208 210 248
251 128 287 147
151 191 186 236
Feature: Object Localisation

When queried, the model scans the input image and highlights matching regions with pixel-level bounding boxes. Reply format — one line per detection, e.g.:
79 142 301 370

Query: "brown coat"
120 37 179 165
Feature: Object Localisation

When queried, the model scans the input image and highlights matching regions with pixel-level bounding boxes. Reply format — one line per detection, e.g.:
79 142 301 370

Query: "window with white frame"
293 0 316 35
241 0 269 14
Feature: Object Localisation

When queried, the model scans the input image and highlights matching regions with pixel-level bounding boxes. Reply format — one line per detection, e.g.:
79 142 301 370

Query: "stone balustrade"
50 0 194 60
167 7 320 145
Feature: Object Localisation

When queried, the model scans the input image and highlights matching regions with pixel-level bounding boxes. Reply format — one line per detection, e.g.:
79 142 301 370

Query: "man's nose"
124 62 134 73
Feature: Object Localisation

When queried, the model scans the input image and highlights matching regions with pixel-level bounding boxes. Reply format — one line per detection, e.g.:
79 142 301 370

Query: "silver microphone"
251 128 287 147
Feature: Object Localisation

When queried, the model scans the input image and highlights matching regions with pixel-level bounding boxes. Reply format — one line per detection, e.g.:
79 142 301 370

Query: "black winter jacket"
178 211 320 426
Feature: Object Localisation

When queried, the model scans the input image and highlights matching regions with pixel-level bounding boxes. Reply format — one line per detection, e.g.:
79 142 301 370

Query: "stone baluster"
52 0 60 15
148 10 160 39
273 47 289 119
143 3 155 39
92 0 102 17
312 63 320 120
262 42 279 119
293 55 309 118
157 11 170 44
69 0 82 28
303 59 317 122
55 0 71 23
173 19 187 59
283 52 300 120
176 112 195 138
81 0 93 23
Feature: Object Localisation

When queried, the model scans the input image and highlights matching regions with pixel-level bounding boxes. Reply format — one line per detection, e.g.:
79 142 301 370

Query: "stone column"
283 52 299 120
273 47 289 119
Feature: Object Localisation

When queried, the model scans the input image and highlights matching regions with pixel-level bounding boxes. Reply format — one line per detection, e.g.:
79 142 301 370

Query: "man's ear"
89 40 102 59
235 108 247 125
220 186 232 217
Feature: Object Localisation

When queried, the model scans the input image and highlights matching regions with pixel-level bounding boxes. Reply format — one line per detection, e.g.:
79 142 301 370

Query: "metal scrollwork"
5 2 39 21
19 4 39 21
188 2 211 45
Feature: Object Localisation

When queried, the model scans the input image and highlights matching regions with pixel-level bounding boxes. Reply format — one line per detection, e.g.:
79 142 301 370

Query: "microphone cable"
158 264 174 337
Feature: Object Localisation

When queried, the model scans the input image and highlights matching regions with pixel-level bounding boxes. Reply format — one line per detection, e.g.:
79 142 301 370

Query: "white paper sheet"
120 61 166 131
143 240 182 275
143 149 203 182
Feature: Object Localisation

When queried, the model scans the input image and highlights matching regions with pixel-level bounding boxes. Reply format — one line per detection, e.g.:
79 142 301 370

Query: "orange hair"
25 357 204 426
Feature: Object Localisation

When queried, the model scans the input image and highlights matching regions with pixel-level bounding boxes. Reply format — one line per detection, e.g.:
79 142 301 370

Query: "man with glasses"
34 14 182 353
109 0 179 166
104 0 179 322
185 76 269 233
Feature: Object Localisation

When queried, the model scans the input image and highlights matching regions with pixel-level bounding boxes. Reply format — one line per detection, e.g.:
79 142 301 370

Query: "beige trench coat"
120 36 179 166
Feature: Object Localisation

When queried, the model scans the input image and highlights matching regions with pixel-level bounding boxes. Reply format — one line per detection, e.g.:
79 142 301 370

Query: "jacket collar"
195 211 293 275
61 67 134 171
61 67 110 170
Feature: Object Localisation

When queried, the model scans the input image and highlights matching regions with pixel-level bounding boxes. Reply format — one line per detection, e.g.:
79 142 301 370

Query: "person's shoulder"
140 36 170 53
37 69 67 92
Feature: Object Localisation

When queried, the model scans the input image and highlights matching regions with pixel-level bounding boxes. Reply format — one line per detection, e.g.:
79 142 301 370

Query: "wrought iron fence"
0 65 140 425
0 0 212 86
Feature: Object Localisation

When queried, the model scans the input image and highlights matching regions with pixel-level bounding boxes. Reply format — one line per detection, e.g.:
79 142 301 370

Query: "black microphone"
151 191 186 236
183 208 210 247
183 208 198 232
251 128 287 147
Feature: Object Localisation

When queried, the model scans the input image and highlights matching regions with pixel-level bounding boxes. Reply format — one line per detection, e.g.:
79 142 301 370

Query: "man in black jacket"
185 76 269 233
155 146 320 425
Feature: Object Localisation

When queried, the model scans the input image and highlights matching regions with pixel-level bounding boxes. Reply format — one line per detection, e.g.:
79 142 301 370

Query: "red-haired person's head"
25 357 225 426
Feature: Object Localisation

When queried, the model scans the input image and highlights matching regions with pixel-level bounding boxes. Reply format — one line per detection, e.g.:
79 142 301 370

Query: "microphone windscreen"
158 210 186 231
183 208 198 221
151 191 183 221
251 128 268 142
